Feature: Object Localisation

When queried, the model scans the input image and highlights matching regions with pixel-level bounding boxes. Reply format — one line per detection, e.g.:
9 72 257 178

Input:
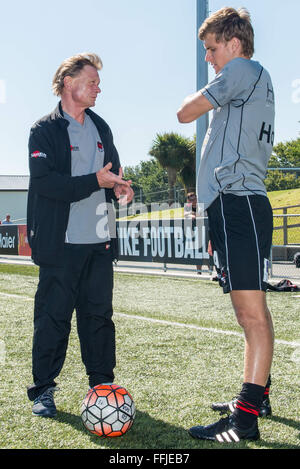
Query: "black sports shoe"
211 395 272 418
32 387 59 417
258 396 272 417
189 415 260 443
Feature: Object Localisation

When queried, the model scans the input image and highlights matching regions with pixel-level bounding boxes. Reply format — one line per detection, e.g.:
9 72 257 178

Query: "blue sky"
0 0 299 175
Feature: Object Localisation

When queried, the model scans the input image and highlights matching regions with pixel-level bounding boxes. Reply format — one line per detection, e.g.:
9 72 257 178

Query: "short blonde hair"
52 52 103 96
199 7 254 58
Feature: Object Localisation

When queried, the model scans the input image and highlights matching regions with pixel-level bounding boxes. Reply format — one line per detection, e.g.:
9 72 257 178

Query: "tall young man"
27 53 133 417
177 8 275 443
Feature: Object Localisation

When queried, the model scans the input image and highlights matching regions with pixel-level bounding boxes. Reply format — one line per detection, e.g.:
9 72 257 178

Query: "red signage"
18 225 31 256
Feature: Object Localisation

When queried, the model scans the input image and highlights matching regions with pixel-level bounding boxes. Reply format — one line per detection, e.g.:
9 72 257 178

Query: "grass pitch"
0 263 299 450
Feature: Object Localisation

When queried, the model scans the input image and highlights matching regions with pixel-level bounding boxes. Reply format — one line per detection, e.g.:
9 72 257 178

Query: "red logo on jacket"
31 151 47 158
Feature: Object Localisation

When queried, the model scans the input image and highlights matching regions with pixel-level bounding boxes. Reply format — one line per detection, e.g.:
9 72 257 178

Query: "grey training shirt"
64 111 110 244
197 57 275 210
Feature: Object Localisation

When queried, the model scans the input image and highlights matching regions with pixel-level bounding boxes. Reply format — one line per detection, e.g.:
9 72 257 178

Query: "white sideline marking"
116 312 300 348
0 292 299 348
0 292 33 300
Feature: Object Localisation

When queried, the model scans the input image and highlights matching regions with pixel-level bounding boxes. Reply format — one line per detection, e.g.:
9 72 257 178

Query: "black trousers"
27 242 115 401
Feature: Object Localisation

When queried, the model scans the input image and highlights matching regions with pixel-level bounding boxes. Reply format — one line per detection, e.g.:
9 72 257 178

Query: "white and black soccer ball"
81 384 136 437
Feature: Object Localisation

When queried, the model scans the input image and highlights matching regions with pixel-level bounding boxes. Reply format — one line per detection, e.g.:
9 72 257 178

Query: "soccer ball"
81 384 136 438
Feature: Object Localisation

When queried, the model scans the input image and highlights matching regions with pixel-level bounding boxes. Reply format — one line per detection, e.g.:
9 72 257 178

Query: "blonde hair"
52 52 103 96
198 7 254 58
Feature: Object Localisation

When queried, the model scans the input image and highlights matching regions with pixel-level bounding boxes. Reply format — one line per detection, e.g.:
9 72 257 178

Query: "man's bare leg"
230 290 274 386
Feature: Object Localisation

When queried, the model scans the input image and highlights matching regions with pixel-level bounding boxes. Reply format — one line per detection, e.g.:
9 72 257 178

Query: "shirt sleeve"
201 58 257 108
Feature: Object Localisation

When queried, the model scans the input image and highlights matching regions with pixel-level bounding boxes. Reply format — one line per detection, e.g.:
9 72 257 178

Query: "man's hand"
113 167 134 205
114 183 134 205
96 162 130 189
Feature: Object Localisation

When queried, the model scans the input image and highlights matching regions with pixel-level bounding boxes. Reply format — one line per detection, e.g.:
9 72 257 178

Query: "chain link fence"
133 187 188 206
271 205 300 279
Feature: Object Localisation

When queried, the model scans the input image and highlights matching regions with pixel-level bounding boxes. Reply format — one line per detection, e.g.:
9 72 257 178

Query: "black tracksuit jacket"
27 101 120 266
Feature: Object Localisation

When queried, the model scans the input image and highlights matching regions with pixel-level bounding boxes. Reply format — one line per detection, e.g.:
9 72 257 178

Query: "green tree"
265 170 300 191
266 137 300 190
178 134 196 193
123 159 169 204
149 132 195 203
269 138 300 168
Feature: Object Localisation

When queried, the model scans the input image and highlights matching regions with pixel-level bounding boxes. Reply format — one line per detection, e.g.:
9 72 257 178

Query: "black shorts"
207 194 273 294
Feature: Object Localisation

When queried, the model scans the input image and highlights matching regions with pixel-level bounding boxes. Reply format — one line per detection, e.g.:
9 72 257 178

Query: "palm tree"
178 135 196 194
149 132 195 204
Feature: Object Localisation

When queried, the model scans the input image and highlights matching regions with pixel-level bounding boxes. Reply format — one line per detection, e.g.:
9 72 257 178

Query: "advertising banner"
117 217 211 265
18 225 31 256
0 225 19 255
0 219 211 266
0 225 31 256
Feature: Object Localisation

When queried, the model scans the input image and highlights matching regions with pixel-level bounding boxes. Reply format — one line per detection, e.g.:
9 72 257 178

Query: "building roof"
0 175 29 191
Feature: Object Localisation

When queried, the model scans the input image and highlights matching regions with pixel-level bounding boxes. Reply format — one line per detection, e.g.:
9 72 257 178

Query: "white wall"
0 191 28 223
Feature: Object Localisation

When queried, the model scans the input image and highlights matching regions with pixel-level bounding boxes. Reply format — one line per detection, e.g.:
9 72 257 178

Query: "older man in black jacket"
27 53 133 417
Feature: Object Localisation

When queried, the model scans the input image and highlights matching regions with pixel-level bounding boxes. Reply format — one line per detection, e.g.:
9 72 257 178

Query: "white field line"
116 312 300 348
0 292 33 300
0 292 299 348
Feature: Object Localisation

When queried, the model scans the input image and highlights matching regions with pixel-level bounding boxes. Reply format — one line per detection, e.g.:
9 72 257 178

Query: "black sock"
264 374 271 399
233 382 265 429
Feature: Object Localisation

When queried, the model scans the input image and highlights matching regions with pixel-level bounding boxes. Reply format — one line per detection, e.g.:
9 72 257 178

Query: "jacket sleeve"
107 127 121 202
28 126 100 203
